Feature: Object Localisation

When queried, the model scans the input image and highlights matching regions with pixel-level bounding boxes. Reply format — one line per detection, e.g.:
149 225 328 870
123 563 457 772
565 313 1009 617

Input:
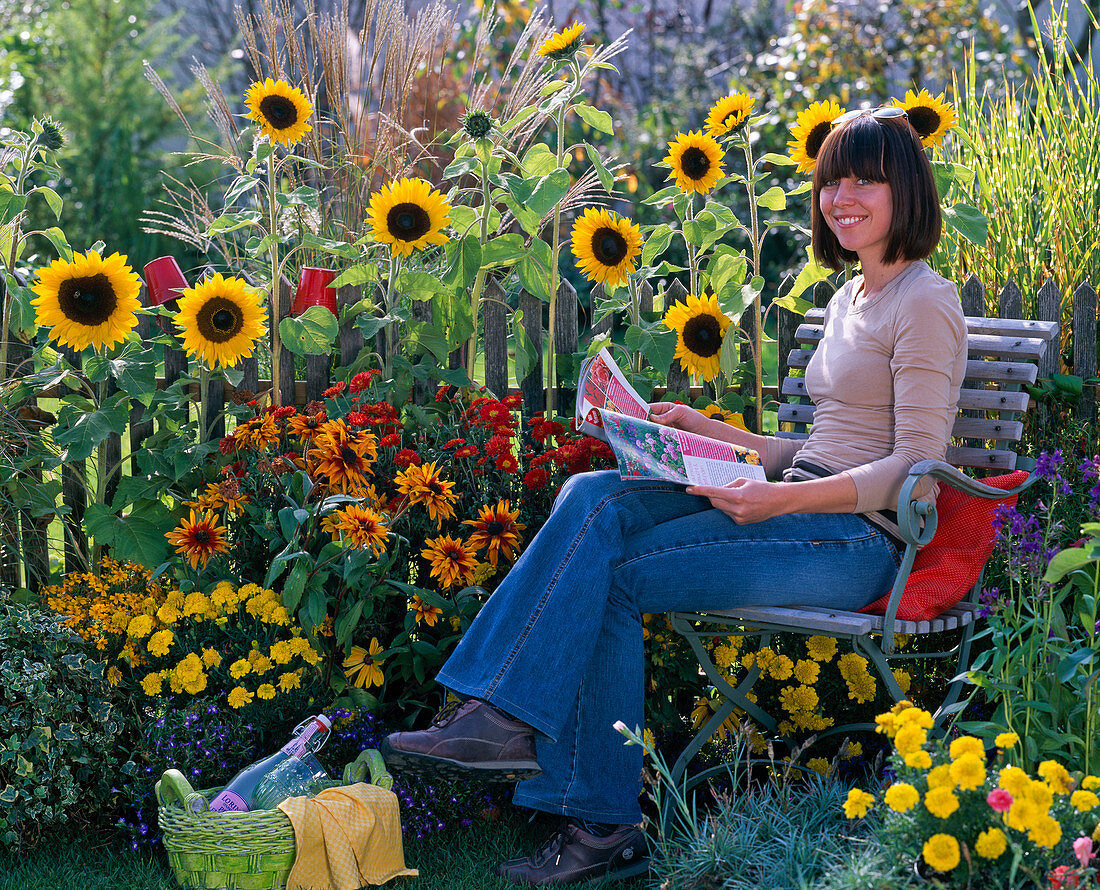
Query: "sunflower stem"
685 194 699 297
92 370 107 567
465 155 493 383
741 139 764 435
385 254 402 380
267 154 283 407
546 95 569 418
628 278 642 374
198 363 211 443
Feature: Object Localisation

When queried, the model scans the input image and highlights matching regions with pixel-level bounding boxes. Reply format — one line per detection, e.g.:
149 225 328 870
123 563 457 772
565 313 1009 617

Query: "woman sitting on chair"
382 107 968 886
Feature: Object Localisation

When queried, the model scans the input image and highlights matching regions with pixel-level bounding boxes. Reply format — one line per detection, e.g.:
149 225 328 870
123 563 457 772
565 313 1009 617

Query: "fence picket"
553 279 579 416
999 279 1024 320
664 279 690 395
483 277 508 399
518 290 543 413
338 284 364 370
1073 282 1098 423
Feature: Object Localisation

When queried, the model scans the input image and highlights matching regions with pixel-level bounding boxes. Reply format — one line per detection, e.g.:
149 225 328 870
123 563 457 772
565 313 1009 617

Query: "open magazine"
575 348 767 486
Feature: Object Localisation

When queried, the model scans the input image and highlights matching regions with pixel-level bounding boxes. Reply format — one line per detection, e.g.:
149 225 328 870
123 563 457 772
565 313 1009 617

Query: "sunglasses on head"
830 106 909 130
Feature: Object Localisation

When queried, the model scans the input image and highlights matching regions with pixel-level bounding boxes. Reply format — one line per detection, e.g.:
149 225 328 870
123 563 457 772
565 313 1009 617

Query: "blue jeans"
436 470 900 823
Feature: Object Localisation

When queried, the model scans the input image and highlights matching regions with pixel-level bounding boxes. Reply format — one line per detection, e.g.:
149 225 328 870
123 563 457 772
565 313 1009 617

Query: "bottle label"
209 790 248 813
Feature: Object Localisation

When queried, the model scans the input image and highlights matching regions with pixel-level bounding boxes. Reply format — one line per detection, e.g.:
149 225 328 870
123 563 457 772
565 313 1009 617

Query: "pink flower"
987 789 1014 812
1074 836 1094 868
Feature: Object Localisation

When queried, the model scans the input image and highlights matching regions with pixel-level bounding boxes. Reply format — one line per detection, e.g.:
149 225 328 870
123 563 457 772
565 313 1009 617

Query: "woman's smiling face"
818 175 894 265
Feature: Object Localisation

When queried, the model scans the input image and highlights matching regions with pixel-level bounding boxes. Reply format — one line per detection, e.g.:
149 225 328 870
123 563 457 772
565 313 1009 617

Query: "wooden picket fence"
4 273 1097 592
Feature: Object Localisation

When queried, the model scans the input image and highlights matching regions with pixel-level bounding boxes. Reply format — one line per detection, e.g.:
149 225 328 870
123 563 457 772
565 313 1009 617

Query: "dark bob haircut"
810 115 941 271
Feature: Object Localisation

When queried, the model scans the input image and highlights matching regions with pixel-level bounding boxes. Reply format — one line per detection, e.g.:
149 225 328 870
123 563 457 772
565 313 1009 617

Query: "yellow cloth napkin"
278 783 418 889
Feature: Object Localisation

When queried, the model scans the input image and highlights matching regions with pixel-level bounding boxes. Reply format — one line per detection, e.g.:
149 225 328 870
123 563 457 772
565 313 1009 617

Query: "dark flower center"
340 445 360 466
681 146 712 180
906 107 940 139
486 520 505 535
683 314 723 358
196 296 244 342
463 111 493 139
194 529 212 546
428 481 443 495
58 274 117 326
592 227 628 266
387 203 432 241
805 122 832 160
259 95 298 129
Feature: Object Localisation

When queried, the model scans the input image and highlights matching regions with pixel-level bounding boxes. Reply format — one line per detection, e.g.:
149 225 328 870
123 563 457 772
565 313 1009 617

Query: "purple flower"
1035 449 1064 483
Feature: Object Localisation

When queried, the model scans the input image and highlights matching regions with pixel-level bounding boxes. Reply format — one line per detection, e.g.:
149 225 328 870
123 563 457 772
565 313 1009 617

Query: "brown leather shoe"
380 699 542 782
494 821 650 885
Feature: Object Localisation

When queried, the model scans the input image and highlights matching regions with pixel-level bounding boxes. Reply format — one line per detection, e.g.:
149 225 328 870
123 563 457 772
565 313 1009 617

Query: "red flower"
484 435 511 457
986 789 1013 813
379 433 401 448
322 381 347 398
502 393 523 410
454 446 479 460
219 435 237 455
524 468 549 489
395 448 422 468
444 438 467 449
435 385 456 403
1049 866 1082 890
350 371 374 393
496 453 519 474
272 405 296 419
479 401 512 426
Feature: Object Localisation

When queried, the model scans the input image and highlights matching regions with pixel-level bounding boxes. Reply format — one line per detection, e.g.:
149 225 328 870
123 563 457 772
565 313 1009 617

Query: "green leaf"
756 186 787 211
572 103 614 135
223 175 260 206
481 233 529 269
30 186 63 220
1044 547 1096 583
283 560 309 614
642 186 684 207
719 323 742 379
85 503 170 567
1057 648 1095 683
0 190 26 227
584 143 616 194
53 400 130 462
931 161 975 199
782 246 833 305
682 211 718 248
443 234 482 288
275 186 320 209
395 270 450 300
41 226 72 262
758 152 797 167
517 238 553 301
335 598 366 646
641 225 674 268
306 587 327 634
738 276 764 316
624 324 676 377
942 203 989 246
330 265 379 289
278 306 339 356
708 247 748 308
524 168 571 219
404 320 451 362
520 143 557 178
206 210 263 236
443 155 480 179
511 310 538 383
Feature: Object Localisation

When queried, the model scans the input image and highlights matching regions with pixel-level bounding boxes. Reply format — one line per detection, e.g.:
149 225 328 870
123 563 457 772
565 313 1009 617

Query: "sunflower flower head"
706 93 755 139
892 89 957 149
243 77 314 147
367 178 452 258
537 22 586 60
571 207 643 289
37 117 67 152
663 131 725 195
462 500 526 566
462 109 495 139
32 250 141 352
663 292 732 382
174 273 267 369
165 509 229 570
788 99 845 174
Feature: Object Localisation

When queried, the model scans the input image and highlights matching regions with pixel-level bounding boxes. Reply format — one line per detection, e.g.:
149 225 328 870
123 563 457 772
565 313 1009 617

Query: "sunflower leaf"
53 399 131 462
756 186 787 211
511 309 538 383
624 324 676 377
395 270 450 300
583 143 615 194
29 186 63 220
642 186 683 207
443 155 480 179
641 225 674 268
278 307 339 356
0 190 26 227
223 175 260 206
524 169 571 219
781 247 832 306
85 502 170 567
758 152 797 167
40 226 72 262
443 234 482 288
481 233 529 269
520 143 558 178
572 103 614 135
517 238 553 301
719 327 741 379
404 319 451 362
709 248 748 308
331 264 379 289
942 203 988 246
682 211 718 248
206 211 262 236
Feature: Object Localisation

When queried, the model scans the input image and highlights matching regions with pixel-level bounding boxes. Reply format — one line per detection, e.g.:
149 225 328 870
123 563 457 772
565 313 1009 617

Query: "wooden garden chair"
665 308 1059 792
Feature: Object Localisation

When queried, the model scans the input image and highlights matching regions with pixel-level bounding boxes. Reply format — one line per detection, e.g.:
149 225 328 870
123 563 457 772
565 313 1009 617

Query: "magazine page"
574 348 650 441
599 409 767 486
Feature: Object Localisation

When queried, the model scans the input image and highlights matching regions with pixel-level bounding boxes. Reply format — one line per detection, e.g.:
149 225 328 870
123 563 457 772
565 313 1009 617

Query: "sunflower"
663 292 732 382
395 460 458 525
893 89 957 149
421 535 480 591
367 178 452 257
343 638 385 689
243 77 314 147
706 93 755 138
664 131 725 195
699 404 748 429
174 273 267 369
165 510 229 570
308 420 378 495
333 504 389 556
462 500 526 566
537 22 585 59
788 99 844 174
31 250 141 351
570 208 642 289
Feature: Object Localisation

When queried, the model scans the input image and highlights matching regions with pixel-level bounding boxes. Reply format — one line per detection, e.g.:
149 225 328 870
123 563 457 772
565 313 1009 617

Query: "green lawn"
0 817 652 890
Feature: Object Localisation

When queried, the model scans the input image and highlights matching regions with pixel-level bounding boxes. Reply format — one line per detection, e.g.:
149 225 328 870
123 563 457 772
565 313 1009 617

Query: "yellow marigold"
256 683 277 700
803 757 829 776
147 629 175 657
845 671 876 703
1072 790 1100 812
156 603 180 625
270 640 294 665
127 614 155 639
924 787 959 819
106 665 122 686
251 654 273 675
1083 776 1100 791
141 672 163 696
927 764 955 790
842 788 875 819
714 644 738 670
949 736 985 761
267 606 290 626
1028 814 1062 848
894 724 927 757
779 684 819 714
999 765 1030 798
806 636 837 662
905 750 933 769
895 706 934 730
1004 797 1043 833
974 827 1007 859
290 636 312 656
892 668 912 694
227 686 253 709
741 652 756 671
278 670 302 691
1038 760 1072 794
201 647 222 668
229 658 252 679
793 659 820 685
300 645 321 666
1025 779 1055 810
884 782 919 813
768 654 794 681
995 731 1019 749
949 753 986 791
841 741 863 760
183 591 211 619
922 834 960 873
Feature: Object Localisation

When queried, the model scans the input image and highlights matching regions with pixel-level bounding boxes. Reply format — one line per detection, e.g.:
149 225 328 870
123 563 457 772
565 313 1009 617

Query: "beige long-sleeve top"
763 260 967 513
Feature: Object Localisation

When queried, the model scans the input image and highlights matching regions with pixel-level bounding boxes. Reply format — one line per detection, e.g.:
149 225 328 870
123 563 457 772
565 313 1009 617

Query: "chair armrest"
899 459 1037 503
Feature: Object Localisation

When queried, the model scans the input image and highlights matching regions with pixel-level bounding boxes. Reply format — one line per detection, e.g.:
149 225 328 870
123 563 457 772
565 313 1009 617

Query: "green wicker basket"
156 749 392 890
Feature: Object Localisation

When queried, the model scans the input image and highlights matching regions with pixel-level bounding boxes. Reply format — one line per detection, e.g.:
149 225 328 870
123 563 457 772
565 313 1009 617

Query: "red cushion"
860 470 1029 622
